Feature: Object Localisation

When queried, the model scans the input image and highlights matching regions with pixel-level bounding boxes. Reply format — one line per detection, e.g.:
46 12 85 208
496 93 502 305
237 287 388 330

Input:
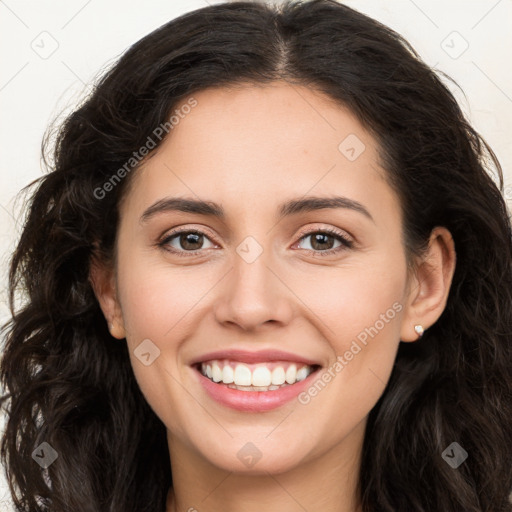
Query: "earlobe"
400 226 456 342
89 254 126 339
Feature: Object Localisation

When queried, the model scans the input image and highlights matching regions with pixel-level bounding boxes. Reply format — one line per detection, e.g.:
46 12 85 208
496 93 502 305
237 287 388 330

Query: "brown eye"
159 229 216 256
295 228 353 257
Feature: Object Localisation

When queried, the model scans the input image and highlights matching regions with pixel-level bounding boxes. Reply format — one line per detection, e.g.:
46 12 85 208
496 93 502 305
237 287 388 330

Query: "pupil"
182 233 202 250
313 233 333 250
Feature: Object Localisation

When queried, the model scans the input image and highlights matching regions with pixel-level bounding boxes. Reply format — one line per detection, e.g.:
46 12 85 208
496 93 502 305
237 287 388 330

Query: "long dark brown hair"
1 1 511 510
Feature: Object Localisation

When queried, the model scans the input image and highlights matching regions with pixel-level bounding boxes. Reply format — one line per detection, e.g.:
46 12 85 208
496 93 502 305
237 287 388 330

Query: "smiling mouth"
194 360 322 392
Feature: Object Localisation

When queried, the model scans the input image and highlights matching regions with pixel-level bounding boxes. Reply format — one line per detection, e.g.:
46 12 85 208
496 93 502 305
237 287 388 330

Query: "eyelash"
157 226 354 258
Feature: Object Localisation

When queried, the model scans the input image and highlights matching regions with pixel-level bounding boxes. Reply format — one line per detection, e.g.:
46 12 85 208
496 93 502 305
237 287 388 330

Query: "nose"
213 245 294 332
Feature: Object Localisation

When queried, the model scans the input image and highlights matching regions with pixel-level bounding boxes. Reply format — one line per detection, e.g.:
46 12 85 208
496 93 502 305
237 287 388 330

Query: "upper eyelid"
160 226 219 244
295 225 353 242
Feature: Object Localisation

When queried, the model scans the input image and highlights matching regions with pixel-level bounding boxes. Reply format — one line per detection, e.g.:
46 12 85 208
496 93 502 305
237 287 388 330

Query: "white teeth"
271 367 286 385
212 362 223 383
296 366 309 382
251 367 272 387
285 364 297 384
222 365 234 384
227 383 284 391
233 364 252 386
200 360 316 389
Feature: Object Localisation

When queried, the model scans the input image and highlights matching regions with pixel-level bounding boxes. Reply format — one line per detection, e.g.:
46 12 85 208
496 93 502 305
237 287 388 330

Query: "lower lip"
194 366 321 412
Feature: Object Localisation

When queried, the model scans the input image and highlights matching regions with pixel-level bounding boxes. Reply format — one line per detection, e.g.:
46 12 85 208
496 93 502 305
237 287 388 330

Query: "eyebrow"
140 195 374 224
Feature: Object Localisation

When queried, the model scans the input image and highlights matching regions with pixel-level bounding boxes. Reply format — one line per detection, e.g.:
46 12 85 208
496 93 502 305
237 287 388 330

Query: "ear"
89 252 126 339
400 226 456 342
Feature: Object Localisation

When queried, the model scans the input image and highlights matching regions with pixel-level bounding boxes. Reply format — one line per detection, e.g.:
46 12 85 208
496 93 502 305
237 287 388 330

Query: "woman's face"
100 82 424 475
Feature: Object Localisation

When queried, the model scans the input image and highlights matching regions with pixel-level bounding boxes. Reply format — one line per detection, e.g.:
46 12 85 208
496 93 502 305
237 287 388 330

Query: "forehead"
120 82 399 227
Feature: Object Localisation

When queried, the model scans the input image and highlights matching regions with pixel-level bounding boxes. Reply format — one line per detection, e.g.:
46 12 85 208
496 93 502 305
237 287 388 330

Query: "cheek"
291 251 406 398
290 252 406 344
115 260 201 433
293 272 404 449
117 255 207 341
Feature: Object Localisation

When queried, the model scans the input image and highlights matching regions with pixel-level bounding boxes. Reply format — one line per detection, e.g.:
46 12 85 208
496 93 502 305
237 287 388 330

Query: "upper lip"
190 349 322 367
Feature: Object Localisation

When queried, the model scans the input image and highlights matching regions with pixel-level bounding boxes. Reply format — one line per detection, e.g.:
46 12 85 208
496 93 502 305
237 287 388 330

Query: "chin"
198 439 310 475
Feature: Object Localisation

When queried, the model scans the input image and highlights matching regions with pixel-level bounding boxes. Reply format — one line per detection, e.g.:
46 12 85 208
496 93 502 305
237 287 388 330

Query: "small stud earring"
414 324 424 338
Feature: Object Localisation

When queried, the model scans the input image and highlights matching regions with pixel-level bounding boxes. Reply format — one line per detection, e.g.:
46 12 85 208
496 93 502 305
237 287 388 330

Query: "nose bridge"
236 234 272 289
232 233 277 304
214 231 293 330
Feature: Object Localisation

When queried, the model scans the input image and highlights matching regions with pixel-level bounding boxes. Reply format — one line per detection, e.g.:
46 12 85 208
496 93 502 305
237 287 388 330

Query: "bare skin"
91 81 456 512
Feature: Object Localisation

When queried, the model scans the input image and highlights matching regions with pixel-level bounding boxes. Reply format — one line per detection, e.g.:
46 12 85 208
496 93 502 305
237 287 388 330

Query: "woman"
1 1 511 511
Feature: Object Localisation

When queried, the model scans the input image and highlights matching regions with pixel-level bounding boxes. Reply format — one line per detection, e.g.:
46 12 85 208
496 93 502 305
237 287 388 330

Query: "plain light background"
0 0 511 509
